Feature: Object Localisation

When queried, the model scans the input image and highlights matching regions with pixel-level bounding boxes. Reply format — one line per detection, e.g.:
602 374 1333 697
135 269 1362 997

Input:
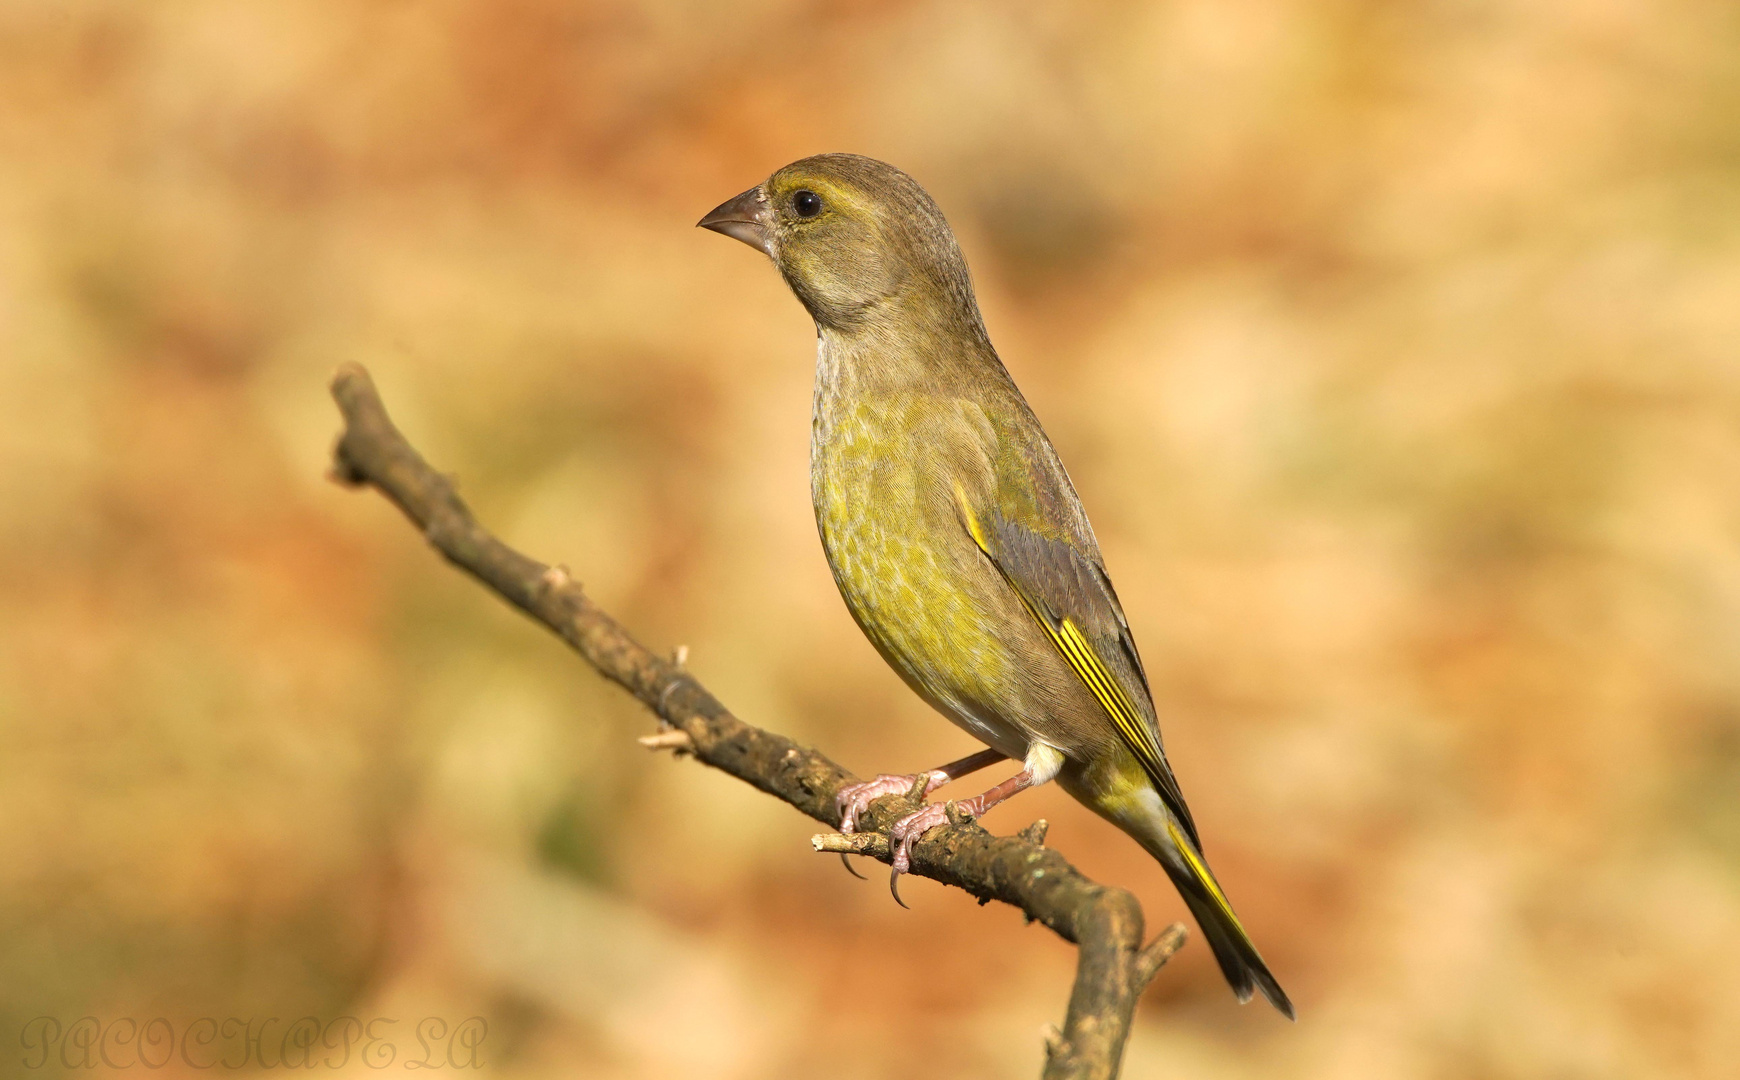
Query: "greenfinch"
700 154 1293 1018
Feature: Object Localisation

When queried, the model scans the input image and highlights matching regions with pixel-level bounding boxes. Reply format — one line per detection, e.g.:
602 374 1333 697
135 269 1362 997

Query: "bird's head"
699 154 981 335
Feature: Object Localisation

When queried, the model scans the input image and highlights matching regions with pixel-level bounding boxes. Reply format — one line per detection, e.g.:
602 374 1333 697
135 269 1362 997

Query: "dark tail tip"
1257 968 1296 1021
1178 885 1296 1020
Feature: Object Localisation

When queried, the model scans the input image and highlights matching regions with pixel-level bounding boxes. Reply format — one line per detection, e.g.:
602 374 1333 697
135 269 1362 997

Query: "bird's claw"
835 770 956 893
887 801 954 907
834 771 948 881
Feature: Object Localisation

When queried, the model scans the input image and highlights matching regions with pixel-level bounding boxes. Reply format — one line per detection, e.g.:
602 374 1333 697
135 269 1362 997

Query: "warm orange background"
4 2 1739 1078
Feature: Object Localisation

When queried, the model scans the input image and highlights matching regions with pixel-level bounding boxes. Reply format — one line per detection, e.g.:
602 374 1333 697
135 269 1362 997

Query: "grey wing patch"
971 510 1203 850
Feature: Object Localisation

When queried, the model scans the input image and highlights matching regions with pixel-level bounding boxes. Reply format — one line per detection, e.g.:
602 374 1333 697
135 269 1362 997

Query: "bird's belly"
812 460 1027 758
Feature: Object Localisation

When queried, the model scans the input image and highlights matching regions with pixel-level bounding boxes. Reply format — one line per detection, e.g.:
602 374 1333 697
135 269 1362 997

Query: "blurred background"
3 1 1739 1077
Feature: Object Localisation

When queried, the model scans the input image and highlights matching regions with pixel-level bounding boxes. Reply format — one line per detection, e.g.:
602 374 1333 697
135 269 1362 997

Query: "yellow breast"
810 392 1019 749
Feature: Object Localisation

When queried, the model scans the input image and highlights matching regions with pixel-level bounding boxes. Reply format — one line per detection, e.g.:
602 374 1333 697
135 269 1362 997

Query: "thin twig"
811 832 887 857
328 363 1185 1080
637 729 694 752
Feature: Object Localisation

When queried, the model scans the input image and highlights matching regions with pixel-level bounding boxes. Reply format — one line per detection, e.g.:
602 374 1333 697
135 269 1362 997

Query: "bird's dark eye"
793 190 822 218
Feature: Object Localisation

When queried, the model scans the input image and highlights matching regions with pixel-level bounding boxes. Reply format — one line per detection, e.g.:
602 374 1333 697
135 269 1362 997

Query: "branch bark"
328 363 1184 1080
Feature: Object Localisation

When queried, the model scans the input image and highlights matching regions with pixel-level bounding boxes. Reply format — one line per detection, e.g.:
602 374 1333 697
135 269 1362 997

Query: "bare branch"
1135 923 1192 991
328 363 1185 1080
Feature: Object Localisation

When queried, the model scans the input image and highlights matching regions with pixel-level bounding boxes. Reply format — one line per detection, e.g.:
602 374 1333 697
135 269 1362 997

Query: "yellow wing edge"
957 489 1173 789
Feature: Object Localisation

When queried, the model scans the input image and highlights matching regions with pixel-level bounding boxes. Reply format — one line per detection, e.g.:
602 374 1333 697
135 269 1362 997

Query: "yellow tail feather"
1164 820 1295 1019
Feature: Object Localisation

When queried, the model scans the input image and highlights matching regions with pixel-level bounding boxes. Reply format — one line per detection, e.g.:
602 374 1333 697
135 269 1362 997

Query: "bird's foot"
887 800 974 907
881 762 1041 906
832 770 948 880
835 770 947 835
830 749 1011 884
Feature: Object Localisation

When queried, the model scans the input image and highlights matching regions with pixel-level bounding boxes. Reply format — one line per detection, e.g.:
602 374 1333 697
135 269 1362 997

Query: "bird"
699 153 1293 1018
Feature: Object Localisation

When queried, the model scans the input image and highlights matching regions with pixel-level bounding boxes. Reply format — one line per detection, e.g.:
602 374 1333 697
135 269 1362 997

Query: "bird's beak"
698 185 772 255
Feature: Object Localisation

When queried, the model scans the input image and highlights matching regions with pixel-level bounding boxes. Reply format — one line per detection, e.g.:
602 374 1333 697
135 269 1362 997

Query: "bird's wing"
956 417 1202 850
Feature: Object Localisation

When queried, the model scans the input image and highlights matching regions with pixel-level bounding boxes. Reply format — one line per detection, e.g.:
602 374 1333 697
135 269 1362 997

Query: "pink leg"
887 766 1040 906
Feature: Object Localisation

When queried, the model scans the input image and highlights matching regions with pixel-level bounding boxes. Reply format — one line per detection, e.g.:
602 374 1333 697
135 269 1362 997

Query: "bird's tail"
1157 818 1294 1019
